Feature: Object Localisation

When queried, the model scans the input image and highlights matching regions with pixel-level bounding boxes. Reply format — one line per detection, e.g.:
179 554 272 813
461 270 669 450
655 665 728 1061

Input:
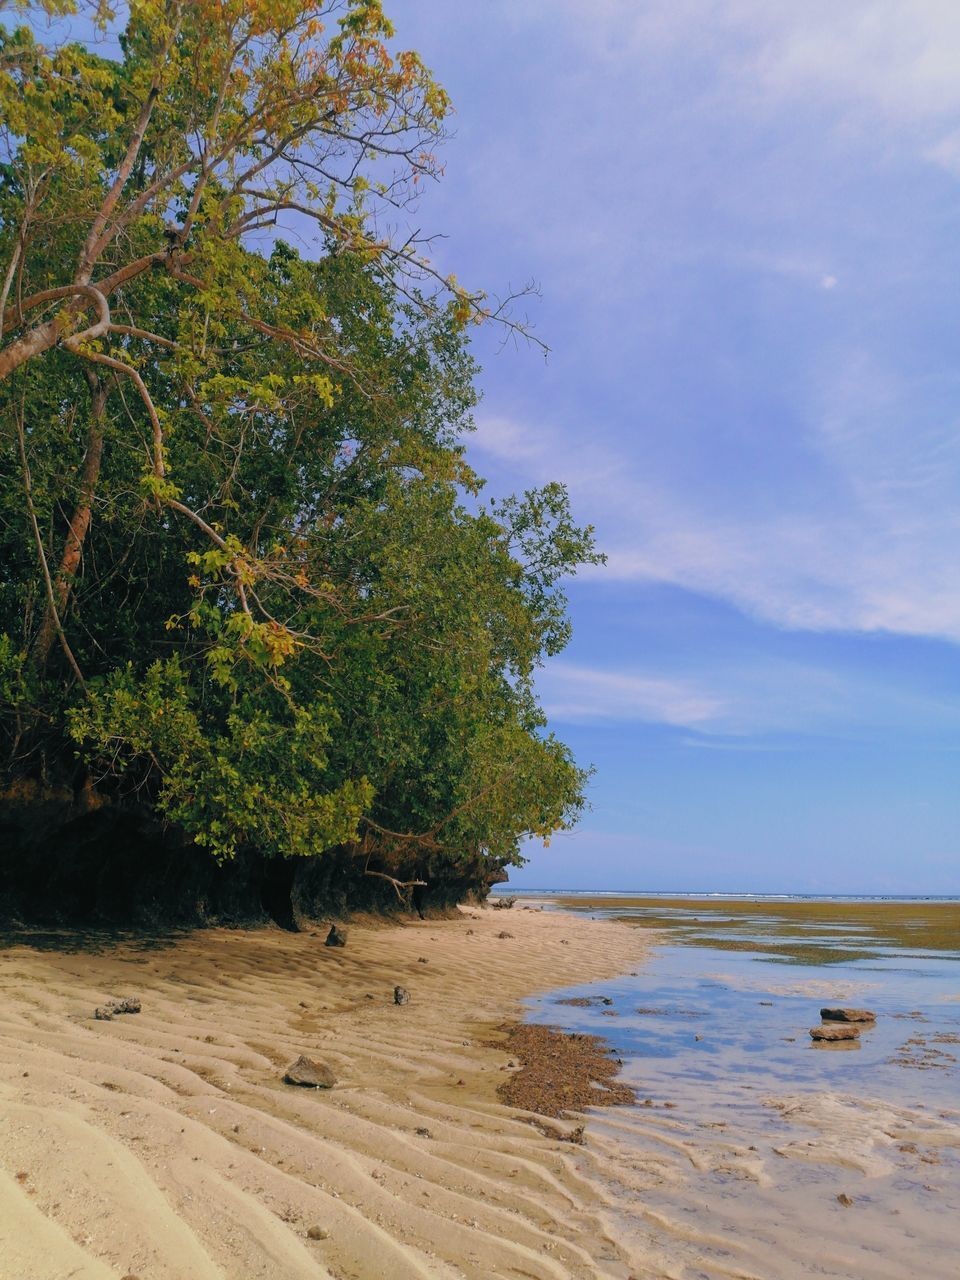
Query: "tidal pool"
522 894 960 1279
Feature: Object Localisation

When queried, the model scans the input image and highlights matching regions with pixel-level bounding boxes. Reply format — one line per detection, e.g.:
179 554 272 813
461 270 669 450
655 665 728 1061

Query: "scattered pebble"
837 1193 854 1207
306 1226 329 1241
394 986 410 1005
325 925 347 948
495 1023 635 1118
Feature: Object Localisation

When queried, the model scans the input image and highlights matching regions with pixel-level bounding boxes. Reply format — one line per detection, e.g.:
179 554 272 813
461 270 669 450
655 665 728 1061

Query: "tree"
0 2 601 912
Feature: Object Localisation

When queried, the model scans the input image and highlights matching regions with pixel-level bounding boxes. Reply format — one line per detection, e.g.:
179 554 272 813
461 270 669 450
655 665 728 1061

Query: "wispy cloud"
537 663 726 729
473 364 960 645
539 654 960 739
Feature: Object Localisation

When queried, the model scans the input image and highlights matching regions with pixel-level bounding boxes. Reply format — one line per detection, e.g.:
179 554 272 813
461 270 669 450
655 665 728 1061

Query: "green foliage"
0 2 601 884
68 658 372 862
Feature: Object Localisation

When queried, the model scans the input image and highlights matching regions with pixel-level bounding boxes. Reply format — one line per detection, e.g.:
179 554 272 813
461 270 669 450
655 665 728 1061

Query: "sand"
0 905 651 1280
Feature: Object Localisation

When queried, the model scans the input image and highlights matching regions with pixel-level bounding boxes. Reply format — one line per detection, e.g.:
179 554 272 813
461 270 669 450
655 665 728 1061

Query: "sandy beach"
0 906 651 1280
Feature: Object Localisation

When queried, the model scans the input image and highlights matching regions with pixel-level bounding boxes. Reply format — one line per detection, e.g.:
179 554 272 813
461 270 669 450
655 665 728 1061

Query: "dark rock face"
324 925 347 947
0 792 513 927
394 986 410 1005
810 1024 861 1041
283 1055 336 1088
820 1007 876 1023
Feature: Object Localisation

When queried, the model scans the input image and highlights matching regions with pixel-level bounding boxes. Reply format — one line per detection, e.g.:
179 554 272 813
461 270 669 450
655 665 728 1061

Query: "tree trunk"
33 369 108 668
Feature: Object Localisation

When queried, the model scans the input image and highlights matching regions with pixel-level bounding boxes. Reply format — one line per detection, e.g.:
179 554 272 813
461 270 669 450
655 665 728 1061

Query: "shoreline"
0 904 651 1280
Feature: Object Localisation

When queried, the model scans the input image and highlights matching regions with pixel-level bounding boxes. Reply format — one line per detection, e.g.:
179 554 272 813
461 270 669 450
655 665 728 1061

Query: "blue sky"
392 2 960 892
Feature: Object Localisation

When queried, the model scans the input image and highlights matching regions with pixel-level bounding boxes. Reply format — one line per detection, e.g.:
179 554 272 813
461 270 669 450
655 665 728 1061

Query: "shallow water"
521 894 960 1280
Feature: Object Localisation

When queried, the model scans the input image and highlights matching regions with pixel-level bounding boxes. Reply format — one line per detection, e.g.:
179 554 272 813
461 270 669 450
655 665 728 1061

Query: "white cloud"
539 654 960 738
537 662 726 729
472 378 960 645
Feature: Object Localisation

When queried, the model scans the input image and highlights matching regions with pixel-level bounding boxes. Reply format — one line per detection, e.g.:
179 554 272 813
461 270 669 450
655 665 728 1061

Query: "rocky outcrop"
0 789 511 928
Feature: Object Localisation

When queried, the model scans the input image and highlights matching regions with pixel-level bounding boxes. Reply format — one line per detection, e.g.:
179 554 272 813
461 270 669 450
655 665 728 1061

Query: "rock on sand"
283 1054 337 1087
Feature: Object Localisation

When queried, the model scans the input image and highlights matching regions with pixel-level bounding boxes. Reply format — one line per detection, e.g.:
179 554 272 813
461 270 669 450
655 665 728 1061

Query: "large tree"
0 1 600 907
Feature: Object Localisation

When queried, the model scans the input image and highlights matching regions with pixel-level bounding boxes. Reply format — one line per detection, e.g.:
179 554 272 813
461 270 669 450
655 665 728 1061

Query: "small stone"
306 1226 329 1241
759 1000 773 1006
418 956 428 963
283 1055 337 1088
811 1024 861 1042
325 925 347 948
95 996 140 1020
820 1008 876 1023
837 1193 854 1207
15 1171 28 1183
394 986 411 1005
498 931 514 940
600 997 613 1006
415 1126 432 1137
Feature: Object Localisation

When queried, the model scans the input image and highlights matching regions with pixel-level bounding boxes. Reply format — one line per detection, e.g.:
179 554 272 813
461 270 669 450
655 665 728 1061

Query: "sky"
388 1 960 893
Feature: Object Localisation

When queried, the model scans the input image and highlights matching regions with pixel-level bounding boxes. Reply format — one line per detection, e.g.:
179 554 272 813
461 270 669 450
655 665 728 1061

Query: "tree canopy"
0 0 601 907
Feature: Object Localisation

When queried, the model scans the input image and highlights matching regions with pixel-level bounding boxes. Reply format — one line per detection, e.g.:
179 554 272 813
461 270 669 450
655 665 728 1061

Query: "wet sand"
0 906 650 1280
